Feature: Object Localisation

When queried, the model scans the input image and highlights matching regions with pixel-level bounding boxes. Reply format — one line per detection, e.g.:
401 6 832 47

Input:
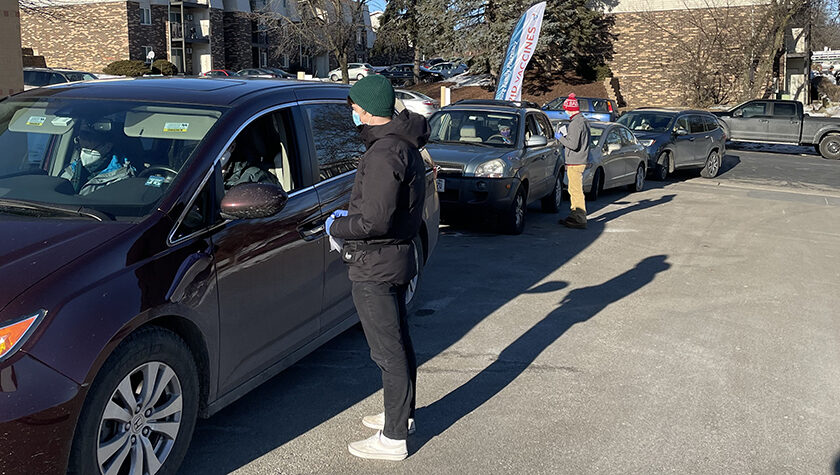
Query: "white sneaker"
362 412 416 435
348 430 408 461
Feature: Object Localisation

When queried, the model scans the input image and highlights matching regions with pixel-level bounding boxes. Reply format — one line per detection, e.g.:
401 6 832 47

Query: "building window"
140 6 151 25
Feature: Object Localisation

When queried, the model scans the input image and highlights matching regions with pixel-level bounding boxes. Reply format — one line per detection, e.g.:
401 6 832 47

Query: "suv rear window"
591 99 612 113
618 112 674 134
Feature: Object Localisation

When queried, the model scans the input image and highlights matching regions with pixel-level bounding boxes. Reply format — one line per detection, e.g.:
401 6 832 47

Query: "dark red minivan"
0 78 439 474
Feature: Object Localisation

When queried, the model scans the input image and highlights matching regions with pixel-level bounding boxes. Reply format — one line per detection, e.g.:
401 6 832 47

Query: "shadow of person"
412 255 671 452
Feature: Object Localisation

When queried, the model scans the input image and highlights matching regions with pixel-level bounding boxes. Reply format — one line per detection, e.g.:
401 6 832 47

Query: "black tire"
627 163 646 192
700 149 722 178
330 74 338 82
541 171 564 213
653 153 669 181
356 73 364 81
819 134 840 160
68 327 199 475
406 235 425 311
502 186 526 235
586 168 603 201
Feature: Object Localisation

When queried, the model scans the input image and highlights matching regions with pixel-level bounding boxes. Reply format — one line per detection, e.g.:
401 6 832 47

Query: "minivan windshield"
0 97 224 220
618 112 674 134
429 110 519 147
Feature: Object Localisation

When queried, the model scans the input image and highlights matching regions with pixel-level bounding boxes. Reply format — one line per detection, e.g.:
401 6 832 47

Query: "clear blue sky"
368 0 386 13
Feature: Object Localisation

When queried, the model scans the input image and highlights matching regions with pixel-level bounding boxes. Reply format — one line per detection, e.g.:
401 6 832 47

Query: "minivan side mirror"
674 127 688 136
220 183 288 220
526 135 548 147
605 143 621 154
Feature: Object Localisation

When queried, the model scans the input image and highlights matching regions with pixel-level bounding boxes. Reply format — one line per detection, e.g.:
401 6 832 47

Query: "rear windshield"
0 97 225 220
618 112 675 134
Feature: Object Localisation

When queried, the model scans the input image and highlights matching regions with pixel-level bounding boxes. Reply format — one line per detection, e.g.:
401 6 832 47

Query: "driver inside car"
498 121 513 144
220 141 279 190
59 124 135 195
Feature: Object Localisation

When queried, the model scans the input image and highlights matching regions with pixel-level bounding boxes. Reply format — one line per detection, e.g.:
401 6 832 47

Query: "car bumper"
437 176 520 211
0 354 84 473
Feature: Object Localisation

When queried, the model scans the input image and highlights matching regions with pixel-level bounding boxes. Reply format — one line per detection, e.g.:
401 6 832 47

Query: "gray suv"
618 108 726 180
425 99 564 234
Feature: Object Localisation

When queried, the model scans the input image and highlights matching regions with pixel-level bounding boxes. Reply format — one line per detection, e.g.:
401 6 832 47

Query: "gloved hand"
554 131 564 140
325 215 335 236
332 209 348 218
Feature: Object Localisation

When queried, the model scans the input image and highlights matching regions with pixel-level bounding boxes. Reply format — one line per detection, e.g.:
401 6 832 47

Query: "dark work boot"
560 208 587 229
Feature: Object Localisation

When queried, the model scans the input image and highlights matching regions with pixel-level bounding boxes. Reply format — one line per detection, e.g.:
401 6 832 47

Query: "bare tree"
256 0 369 83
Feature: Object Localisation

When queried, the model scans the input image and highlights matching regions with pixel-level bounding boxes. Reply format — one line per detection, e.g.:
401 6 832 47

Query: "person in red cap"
555 93 591 229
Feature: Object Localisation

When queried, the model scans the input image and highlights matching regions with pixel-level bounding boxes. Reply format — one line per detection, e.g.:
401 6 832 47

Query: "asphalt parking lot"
181 146 840 474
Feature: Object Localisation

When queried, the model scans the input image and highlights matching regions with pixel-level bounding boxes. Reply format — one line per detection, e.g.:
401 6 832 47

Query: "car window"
302 103 366 180
619 127 636 144
525 115 542 139
688 115 706 134
773 103 798 117
537 115 553 138
590 127 604 147
221 109 298 192
676 117 690 132
429 110 519 147
591 99 611 113
617 112 674 134
576 99 590 112
605 129 621 146
48 73 67 85
739 102 768 118
24 70 51 87
703 116 719 132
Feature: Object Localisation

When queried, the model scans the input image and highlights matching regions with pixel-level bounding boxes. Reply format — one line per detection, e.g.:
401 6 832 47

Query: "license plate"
435 178 445 192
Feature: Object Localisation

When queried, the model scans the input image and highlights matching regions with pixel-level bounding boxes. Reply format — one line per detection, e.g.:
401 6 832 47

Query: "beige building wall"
0 0 24 96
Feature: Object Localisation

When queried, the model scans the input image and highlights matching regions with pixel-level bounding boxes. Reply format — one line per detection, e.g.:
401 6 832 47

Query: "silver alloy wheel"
828 138 840 154
97 362 183 475
635 165 645 191
707 151 720 176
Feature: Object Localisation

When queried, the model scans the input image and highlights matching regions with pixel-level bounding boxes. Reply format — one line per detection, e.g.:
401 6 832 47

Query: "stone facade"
223 11 252 71
21 2 130 73
127 3 168 63
210 8 226 70
609 4 772 107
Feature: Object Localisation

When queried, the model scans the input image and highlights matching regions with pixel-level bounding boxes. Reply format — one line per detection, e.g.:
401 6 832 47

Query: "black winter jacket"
329 110 430 284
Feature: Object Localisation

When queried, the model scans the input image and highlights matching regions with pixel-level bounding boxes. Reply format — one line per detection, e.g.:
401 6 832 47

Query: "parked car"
714 99 840 159
263 67 294 78
425 99 564 234
379 64 444 85
328 63 375 82
617 108 726 180
574 122 648 200
23 67 98 90
542 96 619 124
422 57 446 68
200 69 240 77
237 68 292 79
0 77 439 474
395 89 439 117
426 62 467 79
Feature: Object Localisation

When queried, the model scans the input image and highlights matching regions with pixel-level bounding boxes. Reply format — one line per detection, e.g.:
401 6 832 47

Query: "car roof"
632 107 712 115
11 77 338 106
24 67 92 73
451 99 540 110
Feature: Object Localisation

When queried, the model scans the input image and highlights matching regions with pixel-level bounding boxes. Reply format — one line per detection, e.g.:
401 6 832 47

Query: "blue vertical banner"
494 2 547 102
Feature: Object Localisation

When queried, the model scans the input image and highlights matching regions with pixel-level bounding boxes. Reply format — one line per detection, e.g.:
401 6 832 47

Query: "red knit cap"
563 93 580 113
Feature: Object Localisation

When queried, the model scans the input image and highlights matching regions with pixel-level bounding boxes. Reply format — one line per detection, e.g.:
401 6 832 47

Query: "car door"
688 115 710 165
524 114 551 197
601 127 626 187
213 107 324 394
537 113 562 182
727 101 771 141
619 126 642 184
299 101 368 333
768 102 801 143
672 115 696 169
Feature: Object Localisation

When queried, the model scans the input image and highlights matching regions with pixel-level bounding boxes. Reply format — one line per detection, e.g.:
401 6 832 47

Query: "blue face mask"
352 111 363 127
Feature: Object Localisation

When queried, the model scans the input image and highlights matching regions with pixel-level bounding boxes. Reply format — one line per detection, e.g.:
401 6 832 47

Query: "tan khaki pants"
565 165 586 214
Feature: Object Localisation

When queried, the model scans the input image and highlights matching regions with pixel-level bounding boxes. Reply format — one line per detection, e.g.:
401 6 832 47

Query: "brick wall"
609 5 772 107
21 2 130 73
223 11 251 71
128 3 168 63
210 8 225 70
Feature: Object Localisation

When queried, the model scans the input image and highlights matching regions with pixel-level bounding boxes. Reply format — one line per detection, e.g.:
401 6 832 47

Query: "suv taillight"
608 102 614 112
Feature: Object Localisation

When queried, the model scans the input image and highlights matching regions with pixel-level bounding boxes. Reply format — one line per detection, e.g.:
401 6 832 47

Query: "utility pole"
805 0 813 103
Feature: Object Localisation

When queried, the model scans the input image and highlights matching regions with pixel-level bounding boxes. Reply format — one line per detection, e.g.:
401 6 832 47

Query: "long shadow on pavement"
180 192 676 474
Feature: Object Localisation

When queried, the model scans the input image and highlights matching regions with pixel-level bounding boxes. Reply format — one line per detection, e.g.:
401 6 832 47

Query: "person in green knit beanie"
327 73 431 461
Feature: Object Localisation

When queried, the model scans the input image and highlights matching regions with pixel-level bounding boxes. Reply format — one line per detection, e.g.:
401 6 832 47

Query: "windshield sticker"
145 175 166 188
51 117 73 127
163 122 189 133
26 116 46 126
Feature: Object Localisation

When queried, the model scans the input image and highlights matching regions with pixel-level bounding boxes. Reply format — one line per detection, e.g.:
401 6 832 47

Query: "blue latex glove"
325 215 335 236
332 209 348 218
554 131 564 140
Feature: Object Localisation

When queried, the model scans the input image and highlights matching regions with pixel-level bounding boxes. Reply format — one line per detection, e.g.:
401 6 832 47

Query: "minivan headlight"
0 310 46 362
475 159 506 178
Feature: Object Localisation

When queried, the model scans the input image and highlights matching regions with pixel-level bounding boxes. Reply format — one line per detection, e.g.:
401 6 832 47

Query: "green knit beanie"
349 74 395 118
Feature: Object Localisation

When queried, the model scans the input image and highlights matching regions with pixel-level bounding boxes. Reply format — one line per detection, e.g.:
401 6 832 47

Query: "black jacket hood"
361 109 430 149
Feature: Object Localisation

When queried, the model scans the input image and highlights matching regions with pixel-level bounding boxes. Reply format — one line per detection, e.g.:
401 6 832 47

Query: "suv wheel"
586 168 604 201
68 327 199 475
502 187 526 235
819 134 840 160
541 172 563 213
654 153 669 181
700 150 721 178
627 163 646 192
405 235 425 310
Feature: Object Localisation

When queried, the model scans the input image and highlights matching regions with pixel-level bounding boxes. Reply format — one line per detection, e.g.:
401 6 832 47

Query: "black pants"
352 281 417 440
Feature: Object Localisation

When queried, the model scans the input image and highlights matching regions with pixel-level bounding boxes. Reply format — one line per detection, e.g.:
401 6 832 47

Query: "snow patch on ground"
445 73 493 88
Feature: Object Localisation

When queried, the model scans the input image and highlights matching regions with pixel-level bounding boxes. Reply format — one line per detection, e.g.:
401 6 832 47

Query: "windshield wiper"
0 198 114 221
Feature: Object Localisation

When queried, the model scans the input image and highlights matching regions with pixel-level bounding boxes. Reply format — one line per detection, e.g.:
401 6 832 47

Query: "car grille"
436 163 464 177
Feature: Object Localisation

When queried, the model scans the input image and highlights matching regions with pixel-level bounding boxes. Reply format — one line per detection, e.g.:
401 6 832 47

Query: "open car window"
0 98 225 220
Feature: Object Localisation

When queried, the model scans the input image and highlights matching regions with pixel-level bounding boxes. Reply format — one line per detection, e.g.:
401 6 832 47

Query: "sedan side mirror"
732 110 743 118
605 143 621 154
674 127 688 136
526 135 548 147
220 183 288 220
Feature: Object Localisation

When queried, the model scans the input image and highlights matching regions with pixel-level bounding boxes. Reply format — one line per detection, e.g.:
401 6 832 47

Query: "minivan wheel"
502 187 526 235
627 163 645 192
541 172 563 213
701 150 721 178
586 169 604 201
819 134 840 160
68 327 199 475
405 235 425 310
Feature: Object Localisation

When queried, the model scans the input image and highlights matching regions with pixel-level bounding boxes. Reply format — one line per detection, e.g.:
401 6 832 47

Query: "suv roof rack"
453 99 540 109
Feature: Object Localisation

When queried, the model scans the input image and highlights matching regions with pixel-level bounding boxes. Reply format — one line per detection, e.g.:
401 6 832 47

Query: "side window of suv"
525 115 542 139
703 116 719 132
688 115 706 134
303 102 366 180
537 115 553 138
676 117 690 133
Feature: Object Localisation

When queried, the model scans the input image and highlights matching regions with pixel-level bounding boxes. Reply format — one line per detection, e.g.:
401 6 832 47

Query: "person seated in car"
497 121 514 144
60 127 134 195
220 141 279 189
